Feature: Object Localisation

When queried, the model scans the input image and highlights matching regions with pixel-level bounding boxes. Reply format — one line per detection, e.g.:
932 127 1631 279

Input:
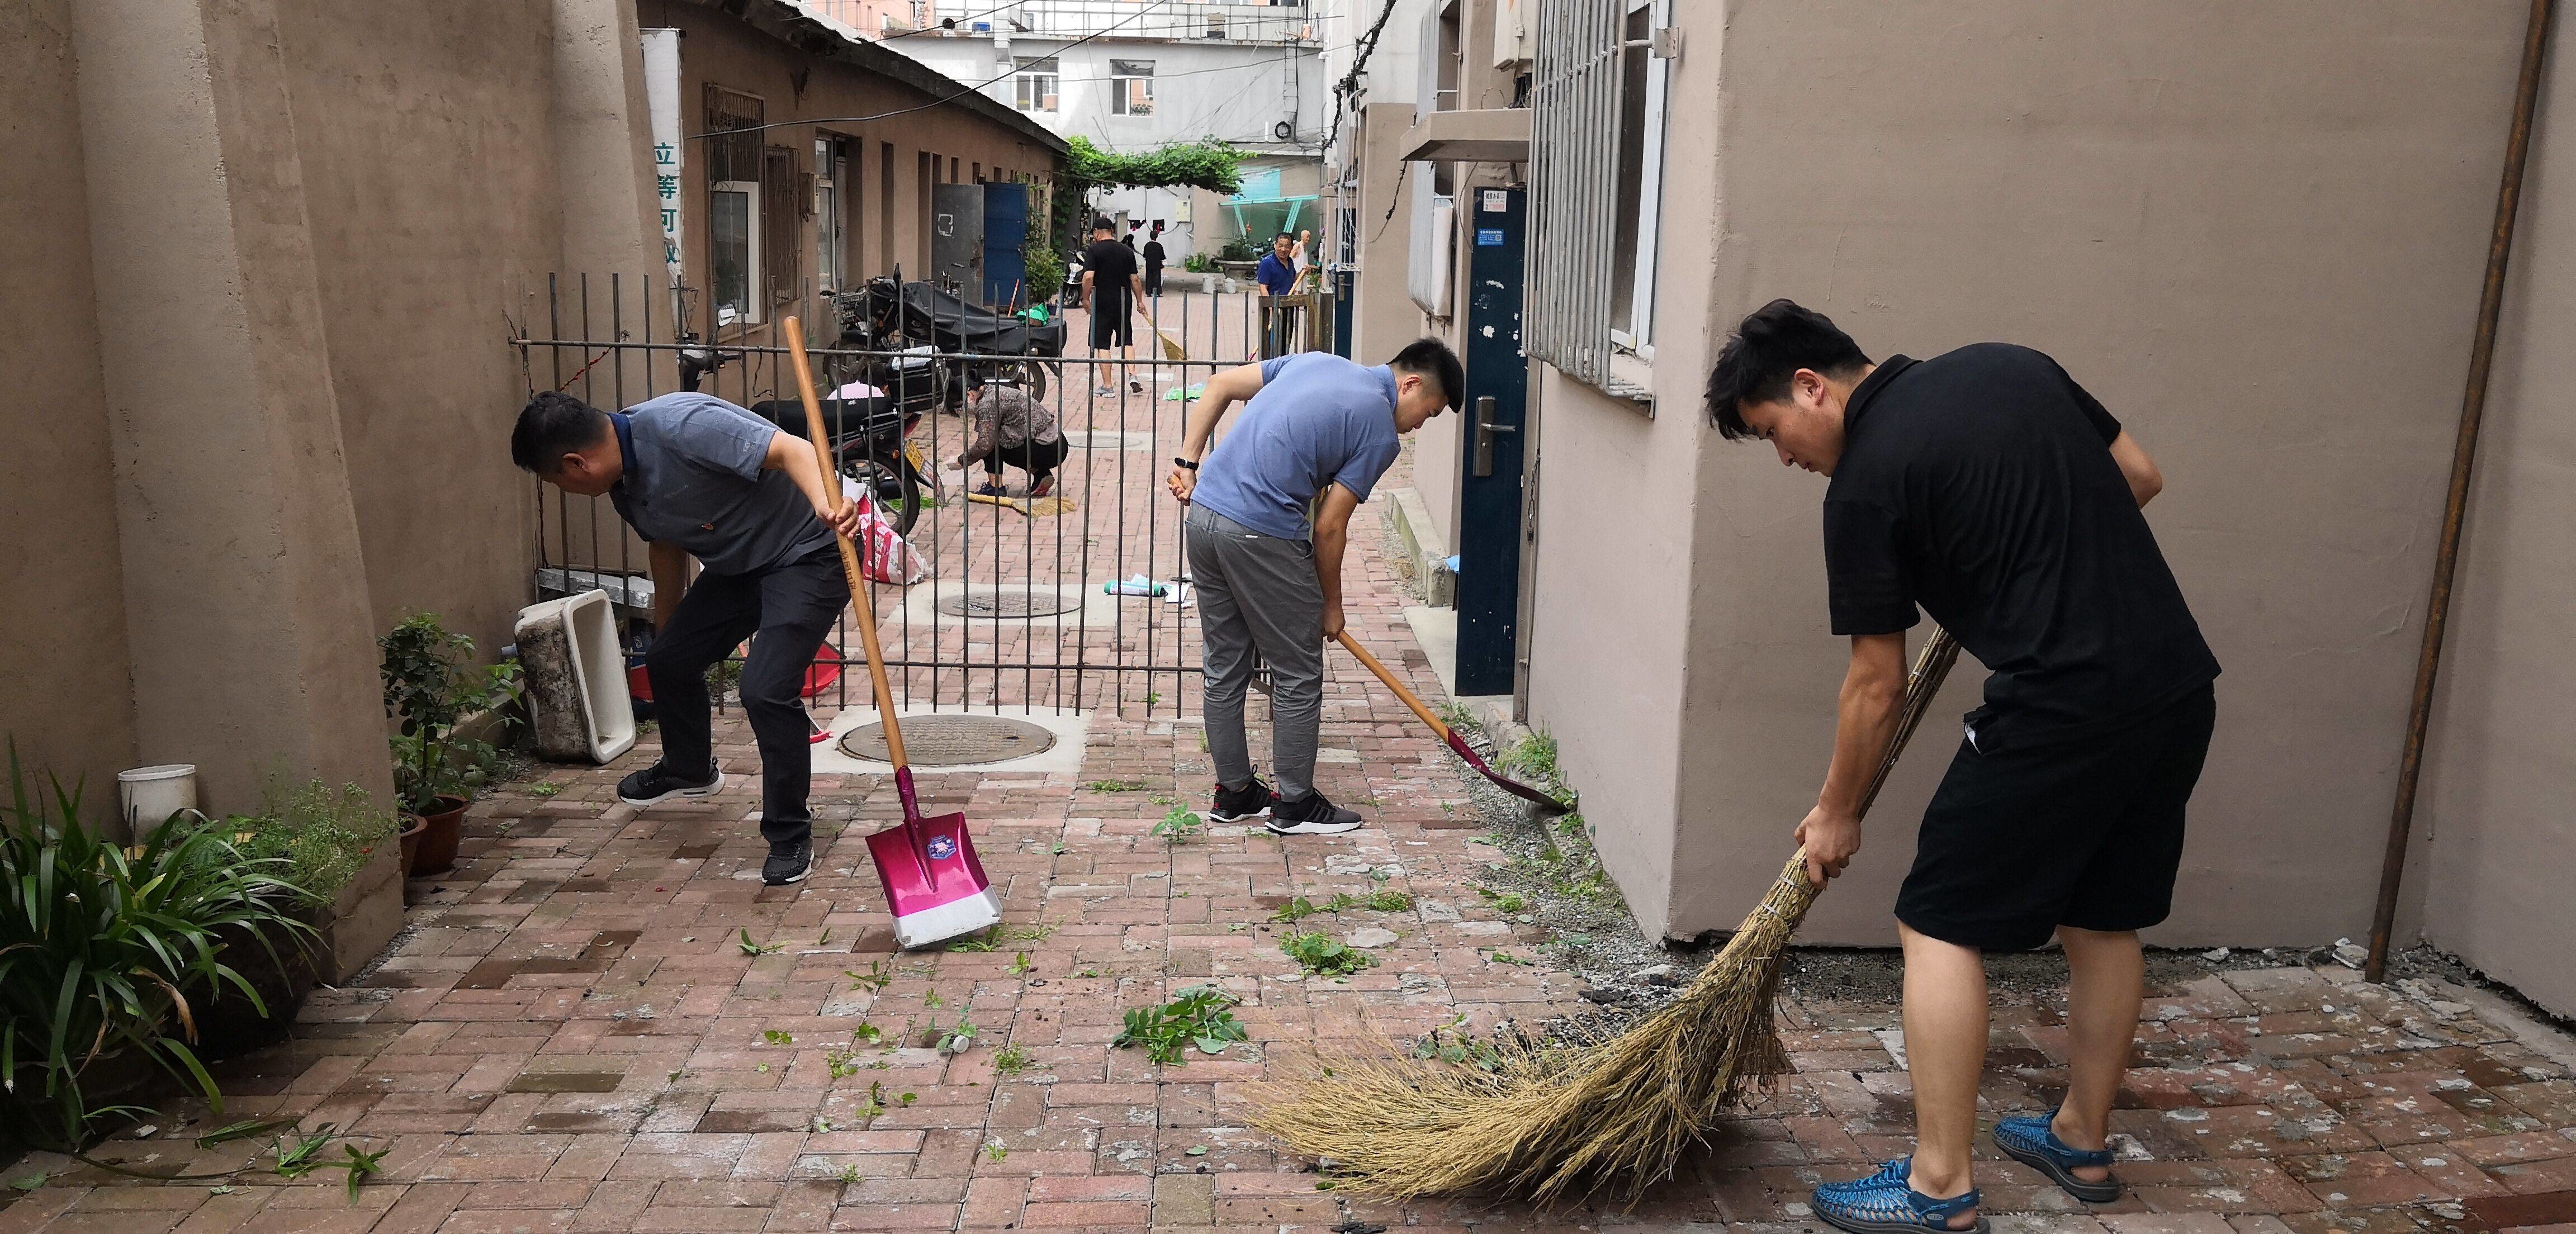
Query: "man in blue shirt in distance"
1164 338 1463 834
1254 232 1298 296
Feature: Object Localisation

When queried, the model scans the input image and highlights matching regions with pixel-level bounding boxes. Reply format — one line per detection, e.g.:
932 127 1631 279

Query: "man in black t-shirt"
1080 216 1146 395
1707 300 2219 1233
1142 221 1167 297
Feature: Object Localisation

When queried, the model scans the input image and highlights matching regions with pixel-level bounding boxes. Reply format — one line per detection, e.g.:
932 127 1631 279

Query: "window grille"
1526 0 1637 395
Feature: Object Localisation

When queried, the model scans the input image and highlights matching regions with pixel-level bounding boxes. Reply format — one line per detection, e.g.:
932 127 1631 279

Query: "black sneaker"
762 839 812 886
617 762 725 806
1266 791 1363 835
1206 777 1275 823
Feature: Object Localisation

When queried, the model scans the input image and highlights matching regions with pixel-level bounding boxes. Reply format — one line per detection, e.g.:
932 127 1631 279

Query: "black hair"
1389 338 1465 411
511 391 610 473
1704 298 1871 440
1275 232 1295 243
1091 215 1115 232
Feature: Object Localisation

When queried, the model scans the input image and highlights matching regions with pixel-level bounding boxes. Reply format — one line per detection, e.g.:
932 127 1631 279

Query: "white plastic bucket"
117 763 198 841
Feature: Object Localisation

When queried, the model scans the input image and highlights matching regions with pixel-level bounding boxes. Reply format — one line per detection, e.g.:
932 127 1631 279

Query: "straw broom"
1252 628 1964 1206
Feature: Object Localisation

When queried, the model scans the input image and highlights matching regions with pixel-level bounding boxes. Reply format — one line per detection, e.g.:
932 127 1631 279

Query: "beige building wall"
2418 31 2576 1018
277 0 569 661
1533 0 2532 946
0 0 138 796
1351 103 1419 364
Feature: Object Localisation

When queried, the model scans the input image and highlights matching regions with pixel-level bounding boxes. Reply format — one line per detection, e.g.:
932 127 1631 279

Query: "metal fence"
512 272 1320 720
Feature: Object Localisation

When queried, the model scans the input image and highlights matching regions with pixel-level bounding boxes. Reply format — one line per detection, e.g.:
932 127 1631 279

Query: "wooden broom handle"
1333 629 1453 741
783 317 907 771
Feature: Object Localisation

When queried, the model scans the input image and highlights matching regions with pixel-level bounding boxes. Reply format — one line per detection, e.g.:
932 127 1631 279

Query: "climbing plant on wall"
1041 137 1248 294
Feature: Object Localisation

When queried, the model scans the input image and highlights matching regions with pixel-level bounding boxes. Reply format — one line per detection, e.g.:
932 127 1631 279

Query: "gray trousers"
1186 504 1324 799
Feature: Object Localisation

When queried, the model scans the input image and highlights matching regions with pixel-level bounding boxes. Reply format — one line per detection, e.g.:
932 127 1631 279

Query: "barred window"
1526 0 1671 400
704 86 766 326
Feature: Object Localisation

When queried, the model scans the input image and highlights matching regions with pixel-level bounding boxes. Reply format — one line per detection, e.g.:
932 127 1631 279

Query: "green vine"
1043 137 1249 299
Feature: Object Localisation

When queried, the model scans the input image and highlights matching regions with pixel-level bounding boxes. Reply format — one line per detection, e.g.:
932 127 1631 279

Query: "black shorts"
1894 685 2215 951
1089 293 1134 349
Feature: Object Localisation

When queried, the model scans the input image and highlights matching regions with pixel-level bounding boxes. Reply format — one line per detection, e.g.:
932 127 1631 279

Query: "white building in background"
881 1 1325 262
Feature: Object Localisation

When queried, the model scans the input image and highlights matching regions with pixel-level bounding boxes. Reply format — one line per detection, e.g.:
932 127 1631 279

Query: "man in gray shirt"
513 390 863 885
1164 339 1462 834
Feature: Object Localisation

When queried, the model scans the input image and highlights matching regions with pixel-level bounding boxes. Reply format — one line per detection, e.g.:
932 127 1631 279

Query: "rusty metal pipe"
2366 0 2556 983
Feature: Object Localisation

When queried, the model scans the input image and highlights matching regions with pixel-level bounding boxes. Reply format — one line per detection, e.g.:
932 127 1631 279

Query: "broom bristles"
1251 630 1963 1205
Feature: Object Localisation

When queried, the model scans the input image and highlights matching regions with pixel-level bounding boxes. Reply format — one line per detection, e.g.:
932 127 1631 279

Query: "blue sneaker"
1994 1107 2120 1202
1811 1158 1988 1234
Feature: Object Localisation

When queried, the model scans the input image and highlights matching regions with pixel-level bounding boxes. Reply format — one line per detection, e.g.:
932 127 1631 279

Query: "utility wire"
689 0 1177 141
1321 0 1405 163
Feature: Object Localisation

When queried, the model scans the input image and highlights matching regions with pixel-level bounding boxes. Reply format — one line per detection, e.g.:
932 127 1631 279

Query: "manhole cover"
838 714 1059 766
937 589 1081 618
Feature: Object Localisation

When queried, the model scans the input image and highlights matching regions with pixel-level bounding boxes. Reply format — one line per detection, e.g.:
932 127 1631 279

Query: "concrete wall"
1352 103 1420 360
0 0 137 796
1537 0 2531 946
277 0 566 661
2418 29 2576 1018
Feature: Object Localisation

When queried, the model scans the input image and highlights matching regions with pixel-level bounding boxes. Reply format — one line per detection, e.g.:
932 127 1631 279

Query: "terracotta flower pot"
406 794 467 877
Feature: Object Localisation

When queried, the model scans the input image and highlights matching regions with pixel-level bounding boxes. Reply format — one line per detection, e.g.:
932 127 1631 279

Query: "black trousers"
982 435 1069 481
645 547 848 847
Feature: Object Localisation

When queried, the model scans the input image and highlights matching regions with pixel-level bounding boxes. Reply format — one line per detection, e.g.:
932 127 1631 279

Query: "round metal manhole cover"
837 715 1059 766
936 589 1081 618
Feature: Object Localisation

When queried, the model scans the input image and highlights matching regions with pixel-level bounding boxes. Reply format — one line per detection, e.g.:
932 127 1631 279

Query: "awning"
1398 108 1532 163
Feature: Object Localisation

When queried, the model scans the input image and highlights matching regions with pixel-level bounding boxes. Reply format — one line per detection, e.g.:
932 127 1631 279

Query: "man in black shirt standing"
1081 215 1146 396
1142 221 1167 298
1707 300 2219 1233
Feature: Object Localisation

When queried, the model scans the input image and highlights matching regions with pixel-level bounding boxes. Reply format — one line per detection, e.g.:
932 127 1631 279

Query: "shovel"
785 318 1002 949
1331 629 1570 816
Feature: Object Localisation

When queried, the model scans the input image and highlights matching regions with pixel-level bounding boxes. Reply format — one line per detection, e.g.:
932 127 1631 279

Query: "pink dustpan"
865 768 1002 949
785 321 1000 948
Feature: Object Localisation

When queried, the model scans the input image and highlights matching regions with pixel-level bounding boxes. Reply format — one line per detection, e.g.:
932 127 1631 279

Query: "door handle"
1473 395 1517 478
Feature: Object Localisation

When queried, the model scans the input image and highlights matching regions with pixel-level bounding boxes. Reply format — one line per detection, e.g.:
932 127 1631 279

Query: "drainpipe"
2365 0 2555 983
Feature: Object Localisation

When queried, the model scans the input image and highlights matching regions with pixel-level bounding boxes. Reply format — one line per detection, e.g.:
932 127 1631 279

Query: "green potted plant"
380 613 517 877
199 776 398 1052
1 745 312 1151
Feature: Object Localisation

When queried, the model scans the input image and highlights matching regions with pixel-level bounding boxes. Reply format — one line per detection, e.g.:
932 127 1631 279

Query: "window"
815 137 844 293
1608 0 1669 349
711 181 758 326
1524 0 1670 397
1014 57 1059 112
703 85 765 326
1110 59 1156 116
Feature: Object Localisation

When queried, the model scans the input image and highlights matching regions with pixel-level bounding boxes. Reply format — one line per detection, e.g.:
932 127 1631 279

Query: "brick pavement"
8 309 2576 1232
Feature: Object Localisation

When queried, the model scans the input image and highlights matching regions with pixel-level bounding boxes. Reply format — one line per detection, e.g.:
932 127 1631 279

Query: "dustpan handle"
784 319 909 779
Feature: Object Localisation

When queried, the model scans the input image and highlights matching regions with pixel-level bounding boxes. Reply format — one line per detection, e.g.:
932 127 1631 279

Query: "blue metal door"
982 183 1029 307
1454 187 1527 697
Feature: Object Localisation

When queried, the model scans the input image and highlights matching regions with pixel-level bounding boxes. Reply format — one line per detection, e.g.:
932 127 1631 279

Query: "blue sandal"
1811 1158 1989 1234
1994 1107 2120 1202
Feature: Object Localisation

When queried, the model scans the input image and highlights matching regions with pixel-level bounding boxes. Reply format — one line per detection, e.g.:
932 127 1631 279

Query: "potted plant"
1 745 312 1151
201 776 398 1051
380 613 517 877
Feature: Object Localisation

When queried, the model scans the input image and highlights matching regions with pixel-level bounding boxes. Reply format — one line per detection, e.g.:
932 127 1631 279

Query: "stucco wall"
1352 103 1420 362
1574 0 2527 944
277 0 565 659
0 0 138 794
2418 32 2576 1018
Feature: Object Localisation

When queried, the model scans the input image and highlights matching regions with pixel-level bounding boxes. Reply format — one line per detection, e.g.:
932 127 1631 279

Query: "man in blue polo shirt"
1164 339 1462 833
1254 232 1299 296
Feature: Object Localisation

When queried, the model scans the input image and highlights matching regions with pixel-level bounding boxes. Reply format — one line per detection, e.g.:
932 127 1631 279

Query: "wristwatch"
1172 457 1199 470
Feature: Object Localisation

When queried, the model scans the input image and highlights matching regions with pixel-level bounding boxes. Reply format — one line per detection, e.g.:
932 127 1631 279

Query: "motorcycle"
840 274 1065 405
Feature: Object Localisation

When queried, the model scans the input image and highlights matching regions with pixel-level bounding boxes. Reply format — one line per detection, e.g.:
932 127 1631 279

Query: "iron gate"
511 272 1318 719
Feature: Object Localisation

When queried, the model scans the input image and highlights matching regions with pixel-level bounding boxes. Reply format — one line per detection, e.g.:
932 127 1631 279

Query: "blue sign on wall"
1475 227 1506 246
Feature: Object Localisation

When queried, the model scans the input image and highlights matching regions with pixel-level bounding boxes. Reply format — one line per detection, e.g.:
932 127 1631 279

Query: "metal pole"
2366 0 2554 983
